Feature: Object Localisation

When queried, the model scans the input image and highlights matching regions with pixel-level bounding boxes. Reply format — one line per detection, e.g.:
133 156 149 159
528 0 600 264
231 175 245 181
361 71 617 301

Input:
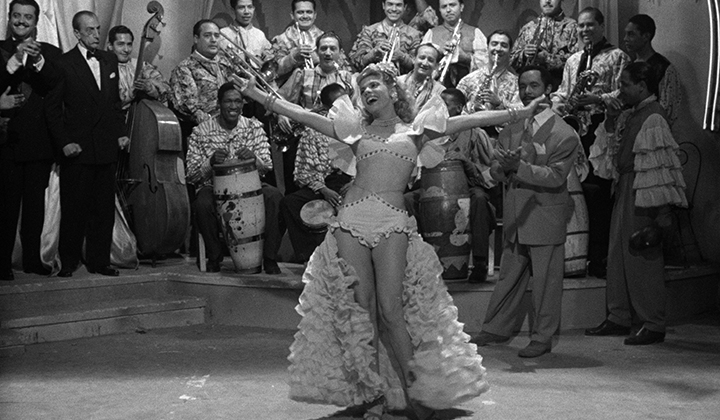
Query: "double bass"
123 1 190 263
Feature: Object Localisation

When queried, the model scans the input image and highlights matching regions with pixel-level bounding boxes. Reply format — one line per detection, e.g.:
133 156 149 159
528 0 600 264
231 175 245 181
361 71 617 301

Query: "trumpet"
295 22 315 69
383 24 399 63
473 51 498 111
219 34 280 98
436 19 462 82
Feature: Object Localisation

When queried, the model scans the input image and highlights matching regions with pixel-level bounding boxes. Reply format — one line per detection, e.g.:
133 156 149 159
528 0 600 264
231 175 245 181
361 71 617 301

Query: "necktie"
86 49 98 60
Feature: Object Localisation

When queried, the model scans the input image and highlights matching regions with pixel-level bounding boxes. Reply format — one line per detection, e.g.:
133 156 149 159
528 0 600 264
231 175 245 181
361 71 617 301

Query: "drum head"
300 199 336 230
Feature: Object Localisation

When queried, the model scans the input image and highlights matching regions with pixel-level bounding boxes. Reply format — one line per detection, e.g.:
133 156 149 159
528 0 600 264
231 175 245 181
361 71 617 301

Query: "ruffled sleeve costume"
288 95 489 410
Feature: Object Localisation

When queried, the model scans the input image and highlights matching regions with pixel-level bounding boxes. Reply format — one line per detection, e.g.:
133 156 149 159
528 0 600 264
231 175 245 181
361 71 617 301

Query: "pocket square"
533 143 546 155
109 72 116 79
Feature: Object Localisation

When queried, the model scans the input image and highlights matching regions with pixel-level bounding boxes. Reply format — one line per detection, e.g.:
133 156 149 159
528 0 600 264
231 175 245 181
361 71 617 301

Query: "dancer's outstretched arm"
232 75 336 138
444 95 546 136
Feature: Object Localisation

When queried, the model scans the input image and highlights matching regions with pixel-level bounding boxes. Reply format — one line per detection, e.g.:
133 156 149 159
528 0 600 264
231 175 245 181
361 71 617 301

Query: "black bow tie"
86 49 98 60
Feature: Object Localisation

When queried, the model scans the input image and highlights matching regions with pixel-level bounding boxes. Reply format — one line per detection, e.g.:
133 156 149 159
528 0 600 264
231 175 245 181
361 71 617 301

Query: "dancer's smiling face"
360 75 394 115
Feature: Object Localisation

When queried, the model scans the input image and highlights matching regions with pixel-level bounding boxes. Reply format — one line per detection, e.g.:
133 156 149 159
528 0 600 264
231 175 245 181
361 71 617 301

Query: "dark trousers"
581 113 614 272
192 183 285 263
0 159 52 271
280 171 352 263
59 163 116 270
405 185 497 268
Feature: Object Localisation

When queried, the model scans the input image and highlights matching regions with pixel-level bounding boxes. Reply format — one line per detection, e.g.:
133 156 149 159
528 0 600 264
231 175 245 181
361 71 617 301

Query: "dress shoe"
624 327 665 345
518 340 552 358
87 266 119 277
205 261 221 273
468 266 488 283
263 258 281 274
23 265 51 276
0 268 14 281
470 331 509 346
585 319 631 336
57 269 73 278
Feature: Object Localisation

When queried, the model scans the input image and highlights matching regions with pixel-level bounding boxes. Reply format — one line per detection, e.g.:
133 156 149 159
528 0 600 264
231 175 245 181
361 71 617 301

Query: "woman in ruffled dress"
233 63 541 420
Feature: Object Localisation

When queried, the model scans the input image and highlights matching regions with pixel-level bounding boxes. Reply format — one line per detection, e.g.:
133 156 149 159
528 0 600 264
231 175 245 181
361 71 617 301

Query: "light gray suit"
482 111 579 344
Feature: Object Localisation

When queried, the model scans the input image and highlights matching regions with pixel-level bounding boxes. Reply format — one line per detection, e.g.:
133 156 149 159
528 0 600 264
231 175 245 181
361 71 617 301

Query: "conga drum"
418 160 471 280
564 169 589 277
213 159 265 274
300 199 336 234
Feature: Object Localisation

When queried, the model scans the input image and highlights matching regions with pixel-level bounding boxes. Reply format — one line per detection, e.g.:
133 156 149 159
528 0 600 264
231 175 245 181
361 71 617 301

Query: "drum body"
300 199 335 234
213 159 265 274
419 161 471 280
564 170 589 277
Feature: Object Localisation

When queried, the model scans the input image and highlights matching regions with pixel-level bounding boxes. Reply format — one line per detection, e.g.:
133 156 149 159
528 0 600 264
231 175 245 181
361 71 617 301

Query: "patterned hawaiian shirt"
397 73 445 112
456 67 522 114
118 58 170 110
510 12 579 74
169 51 234 125
434 127 497 189
186 116 272 188
551 45 631 118
349 20 421 74
279 66 356 110
294 126 334 191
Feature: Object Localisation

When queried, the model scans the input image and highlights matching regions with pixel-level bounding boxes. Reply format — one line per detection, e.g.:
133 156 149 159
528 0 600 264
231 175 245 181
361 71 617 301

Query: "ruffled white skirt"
287 217 489 410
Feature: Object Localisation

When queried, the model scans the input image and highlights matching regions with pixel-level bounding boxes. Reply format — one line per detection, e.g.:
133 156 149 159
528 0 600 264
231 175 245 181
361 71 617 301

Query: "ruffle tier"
287 226 488 410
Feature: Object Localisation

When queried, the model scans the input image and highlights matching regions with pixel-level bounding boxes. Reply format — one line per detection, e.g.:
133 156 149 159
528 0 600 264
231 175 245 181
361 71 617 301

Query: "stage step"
0 274 207 354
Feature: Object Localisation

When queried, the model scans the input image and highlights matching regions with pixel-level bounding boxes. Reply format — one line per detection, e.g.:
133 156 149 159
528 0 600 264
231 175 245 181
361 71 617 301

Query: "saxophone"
523 15 548 67
562 65 600 136
473 51 498 112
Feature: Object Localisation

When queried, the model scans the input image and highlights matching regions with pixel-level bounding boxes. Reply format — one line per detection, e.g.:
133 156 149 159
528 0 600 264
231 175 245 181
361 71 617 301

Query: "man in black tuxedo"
0 0 62 281
45 11 128 277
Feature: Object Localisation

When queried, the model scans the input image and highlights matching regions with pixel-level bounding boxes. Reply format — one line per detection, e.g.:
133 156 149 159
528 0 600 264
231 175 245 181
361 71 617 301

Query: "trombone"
382 24 399 63
219 32 280 98
221 26 264 70
295 22 315 69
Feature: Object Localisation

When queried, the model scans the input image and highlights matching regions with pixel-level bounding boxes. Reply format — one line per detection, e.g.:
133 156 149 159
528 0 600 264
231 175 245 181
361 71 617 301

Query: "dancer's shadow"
309 406 476 419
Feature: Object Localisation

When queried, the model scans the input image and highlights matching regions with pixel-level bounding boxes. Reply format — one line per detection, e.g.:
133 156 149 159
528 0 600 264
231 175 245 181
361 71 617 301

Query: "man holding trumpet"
219 0 272 72
349 0 421 74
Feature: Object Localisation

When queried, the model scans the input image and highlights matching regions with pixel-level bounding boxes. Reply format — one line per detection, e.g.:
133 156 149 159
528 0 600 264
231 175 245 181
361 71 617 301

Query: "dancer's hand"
520 94 548 119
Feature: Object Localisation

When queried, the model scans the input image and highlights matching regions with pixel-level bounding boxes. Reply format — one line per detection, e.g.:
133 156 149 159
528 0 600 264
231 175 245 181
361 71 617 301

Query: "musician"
267 0 350 86
106 25 169 112
621 14 680 127
404 88 498 282
280 83 353 263
397 43 445 111
218 0 271 71
406 0 439 34
186 82 284 274
456 30 521 116
510 0 579 89
0 0 61 280
585 62 686 345
45 11 129 277
471 65 579 357
550 7 630 278
422 0 488 87
276 31 356 194
349 0 422 74
170 20 233 139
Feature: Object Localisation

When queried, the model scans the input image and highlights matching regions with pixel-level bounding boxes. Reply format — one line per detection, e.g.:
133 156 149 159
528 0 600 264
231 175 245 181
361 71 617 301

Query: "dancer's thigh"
334 229 374 310
372 233 408 320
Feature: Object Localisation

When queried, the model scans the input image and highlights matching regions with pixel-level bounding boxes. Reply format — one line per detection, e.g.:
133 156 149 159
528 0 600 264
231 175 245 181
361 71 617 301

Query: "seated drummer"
280 83 353 263
186 82 285 274
404 88 498 282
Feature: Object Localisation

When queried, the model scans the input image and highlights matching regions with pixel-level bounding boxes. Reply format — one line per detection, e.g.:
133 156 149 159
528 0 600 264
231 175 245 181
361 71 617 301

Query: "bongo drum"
418 160 471 280
300 199 336 233
213 159 265 274
564 170 589 277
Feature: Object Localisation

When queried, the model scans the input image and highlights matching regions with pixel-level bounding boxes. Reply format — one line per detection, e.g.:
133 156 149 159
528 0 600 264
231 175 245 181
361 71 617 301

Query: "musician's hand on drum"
211 149 229 165
235 146 255 161
63 143 82 158
321 187 342 208
278 115 293 134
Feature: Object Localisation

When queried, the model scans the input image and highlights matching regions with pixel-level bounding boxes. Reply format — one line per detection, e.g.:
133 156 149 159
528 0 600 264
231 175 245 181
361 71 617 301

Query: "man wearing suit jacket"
471 65 579 358
45 11 128 277
0 0 62 281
